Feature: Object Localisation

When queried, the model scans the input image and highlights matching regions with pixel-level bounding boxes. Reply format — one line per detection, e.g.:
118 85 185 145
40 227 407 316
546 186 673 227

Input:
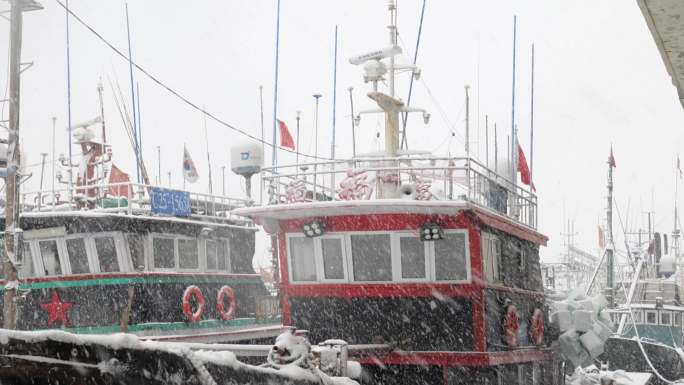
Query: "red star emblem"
40 290 73 327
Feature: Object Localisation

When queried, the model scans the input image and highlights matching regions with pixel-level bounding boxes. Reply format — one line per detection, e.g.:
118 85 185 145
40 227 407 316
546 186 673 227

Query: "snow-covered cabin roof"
638 0 684 109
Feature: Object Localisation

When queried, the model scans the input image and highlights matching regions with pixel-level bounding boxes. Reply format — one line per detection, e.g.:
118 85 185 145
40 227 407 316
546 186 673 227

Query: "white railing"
260 155 538 229
20 182 252 224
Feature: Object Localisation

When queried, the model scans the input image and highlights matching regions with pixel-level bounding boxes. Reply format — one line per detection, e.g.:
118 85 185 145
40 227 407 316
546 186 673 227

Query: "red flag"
598 225 605 249
517 144 535 191
608 147 616 168
278 119 295 150
107 164 130 197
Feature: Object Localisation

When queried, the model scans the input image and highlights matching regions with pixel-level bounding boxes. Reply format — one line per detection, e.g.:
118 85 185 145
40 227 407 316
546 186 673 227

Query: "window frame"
645 310 658 325
33 238 68 277
63 235 94 275
285 229 471 284
316 234 349 282
205 238 231 273
431 229 471 284
89 232 126 273
150 234 178 271
392 232 430 283
660 310 672 326
177 236 201 272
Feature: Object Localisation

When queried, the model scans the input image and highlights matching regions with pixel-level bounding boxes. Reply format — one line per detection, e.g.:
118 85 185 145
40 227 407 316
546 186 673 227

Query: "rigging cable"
399 0 426 150
53 0 330 161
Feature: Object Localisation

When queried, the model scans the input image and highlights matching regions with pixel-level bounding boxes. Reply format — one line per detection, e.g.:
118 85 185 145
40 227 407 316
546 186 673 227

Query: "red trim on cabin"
280 212 471 233
283 283 481 298
472 207 547 246
357 349 555 367
278 231 292 325
471 290 486 352
0 271 261 285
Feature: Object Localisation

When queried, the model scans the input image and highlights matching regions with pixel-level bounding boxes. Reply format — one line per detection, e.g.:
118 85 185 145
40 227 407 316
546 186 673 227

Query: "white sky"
2 0 684 267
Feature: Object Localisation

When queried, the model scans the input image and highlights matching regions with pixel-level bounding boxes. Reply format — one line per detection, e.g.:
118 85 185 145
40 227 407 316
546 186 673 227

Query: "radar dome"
230 142 263 177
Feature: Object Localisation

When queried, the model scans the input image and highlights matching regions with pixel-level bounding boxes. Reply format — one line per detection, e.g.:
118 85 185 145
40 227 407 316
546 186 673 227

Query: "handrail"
259 155 538 229
20 182 252 223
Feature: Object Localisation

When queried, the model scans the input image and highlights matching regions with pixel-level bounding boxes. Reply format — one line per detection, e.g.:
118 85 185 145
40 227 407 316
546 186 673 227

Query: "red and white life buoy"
503 304 520 347
530 308 545 346
182 285 205 322
216 285 237 321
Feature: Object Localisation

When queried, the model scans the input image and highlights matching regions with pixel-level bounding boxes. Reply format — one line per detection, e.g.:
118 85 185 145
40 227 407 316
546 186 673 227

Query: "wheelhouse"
235 155 561 384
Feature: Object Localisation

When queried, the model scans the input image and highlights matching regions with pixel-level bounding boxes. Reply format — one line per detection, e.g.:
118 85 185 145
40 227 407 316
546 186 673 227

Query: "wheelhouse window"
66 238 90 274
399 235 427 279
351 234 392 281
290 237 316 281
126 234 145 271
661 311 672 326
18 242 34 278
321 238 345 280
286 230 470 284
94 237 120 272
153 237 175 269
646 311 657 325
39 240 62 276
206 239 229 272
434 232 468 281
482 232 502 283
633 311 643 324
178 239 199 269
675 312 681 327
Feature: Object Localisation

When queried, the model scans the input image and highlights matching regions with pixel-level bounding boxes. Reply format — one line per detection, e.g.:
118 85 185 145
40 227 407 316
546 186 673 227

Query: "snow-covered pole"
606 148 615 307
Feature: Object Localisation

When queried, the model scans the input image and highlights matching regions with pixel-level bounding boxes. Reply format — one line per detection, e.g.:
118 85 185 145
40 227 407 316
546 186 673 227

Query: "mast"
125 4 140 184
465 85 470 158
607 147 616 307
271 0 281 166
510 16 518 213
530 43 535 180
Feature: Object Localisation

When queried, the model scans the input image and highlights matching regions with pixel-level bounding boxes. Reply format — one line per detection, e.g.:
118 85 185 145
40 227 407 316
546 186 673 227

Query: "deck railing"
20 182 252 224
260 155 538 229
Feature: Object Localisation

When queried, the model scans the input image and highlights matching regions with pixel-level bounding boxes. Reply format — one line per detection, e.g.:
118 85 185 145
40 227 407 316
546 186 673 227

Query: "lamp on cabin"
302 220 326 238
420 222 443 241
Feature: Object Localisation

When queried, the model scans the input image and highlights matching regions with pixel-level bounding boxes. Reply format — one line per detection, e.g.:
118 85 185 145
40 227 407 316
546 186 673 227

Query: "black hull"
0 330 326 385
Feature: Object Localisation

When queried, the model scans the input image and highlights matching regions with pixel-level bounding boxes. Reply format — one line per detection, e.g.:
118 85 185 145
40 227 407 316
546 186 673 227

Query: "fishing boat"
234 2 562 384
0 83 281 343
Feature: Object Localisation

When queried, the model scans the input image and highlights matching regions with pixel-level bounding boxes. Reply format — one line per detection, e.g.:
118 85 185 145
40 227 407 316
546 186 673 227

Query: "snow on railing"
261 155 538 228
19 182 252 224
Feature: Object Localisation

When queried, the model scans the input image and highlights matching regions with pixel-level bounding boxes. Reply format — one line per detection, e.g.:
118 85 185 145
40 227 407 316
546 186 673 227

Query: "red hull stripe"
357 349 555 367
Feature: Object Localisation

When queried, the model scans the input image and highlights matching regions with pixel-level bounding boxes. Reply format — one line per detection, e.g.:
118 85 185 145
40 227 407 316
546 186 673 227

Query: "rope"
53 0 330 161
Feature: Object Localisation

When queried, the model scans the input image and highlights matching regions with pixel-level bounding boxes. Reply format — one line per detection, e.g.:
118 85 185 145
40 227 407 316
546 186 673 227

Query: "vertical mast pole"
530 43 535 180
51 117 56 204
221 166 226 196
313 94 322 192
4 0 24 329
66 0 73 198
125 4 139 184
485 115 489 168
295 111 301 170
331 25 338 160
510 16 518 200
607 148 615 307
271 0 281 167
494 123 498 173
136 82 142 178
203 110 213 194
259 85 265 160
156 146 161 185
465 85 470 158
348 87 356 157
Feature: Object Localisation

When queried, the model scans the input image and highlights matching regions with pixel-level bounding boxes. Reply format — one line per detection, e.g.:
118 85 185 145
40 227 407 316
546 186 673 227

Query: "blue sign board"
150 188 191 217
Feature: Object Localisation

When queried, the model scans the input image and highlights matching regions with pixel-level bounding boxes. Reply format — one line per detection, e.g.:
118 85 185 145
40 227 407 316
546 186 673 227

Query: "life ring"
503 304 520 347
182 285 205 322
216 285 237 320
531 308 545 346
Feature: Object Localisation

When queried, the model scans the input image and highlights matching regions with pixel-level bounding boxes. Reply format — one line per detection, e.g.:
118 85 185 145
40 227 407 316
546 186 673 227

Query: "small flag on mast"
107 165 131 197
278 119 295 150
608 147 616 168
517 143 535 191
598 225 605 250
183 146 199 183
